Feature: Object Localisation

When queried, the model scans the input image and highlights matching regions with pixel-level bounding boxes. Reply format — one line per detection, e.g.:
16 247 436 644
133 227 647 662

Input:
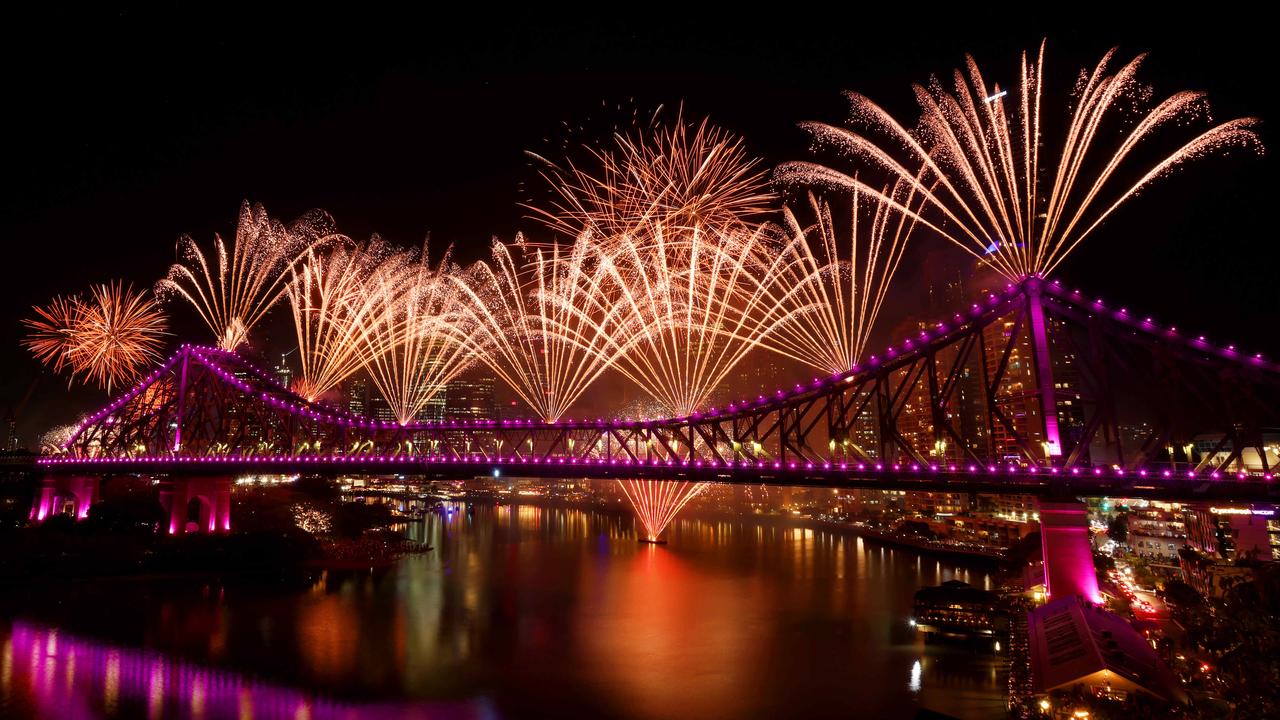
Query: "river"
1 500 1007 719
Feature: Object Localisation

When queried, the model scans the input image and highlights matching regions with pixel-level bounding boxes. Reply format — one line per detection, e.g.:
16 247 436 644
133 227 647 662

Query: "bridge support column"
1038 499 1102 604
29 475 100 523
1026 279 1062 458
158 476 232 535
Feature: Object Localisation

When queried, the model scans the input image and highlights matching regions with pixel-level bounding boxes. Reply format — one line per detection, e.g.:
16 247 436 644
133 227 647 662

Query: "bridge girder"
51 278 1280 483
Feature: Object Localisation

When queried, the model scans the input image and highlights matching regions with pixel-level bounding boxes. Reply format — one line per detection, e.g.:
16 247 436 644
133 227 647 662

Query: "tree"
1106 513 1128 543
1161 579 1203 609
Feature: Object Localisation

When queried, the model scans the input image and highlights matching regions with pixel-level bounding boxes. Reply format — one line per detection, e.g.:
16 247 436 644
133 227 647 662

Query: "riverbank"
430 490 1014 565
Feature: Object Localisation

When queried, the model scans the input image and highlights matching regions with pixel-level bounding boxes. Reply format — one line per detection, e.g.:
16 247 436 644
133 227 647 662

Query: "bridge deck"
38 456 1280 502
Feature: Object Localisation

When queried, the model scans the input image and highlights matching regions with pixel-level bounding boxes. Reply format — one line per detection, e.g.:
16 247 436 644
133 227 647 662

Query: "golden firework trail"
451 236 627 423
23 282 168 392
617 479 708 542
528 113 774 242
575 221 791 418
286 239 402 402
358 246 473 425
776 41 1262 281
158 201 342 350
754 186 923 374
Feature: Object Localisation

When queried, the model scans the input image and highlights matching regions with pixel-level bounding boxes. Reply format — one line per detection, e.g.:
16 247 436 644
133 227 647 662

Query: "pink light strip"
34 454 1277 483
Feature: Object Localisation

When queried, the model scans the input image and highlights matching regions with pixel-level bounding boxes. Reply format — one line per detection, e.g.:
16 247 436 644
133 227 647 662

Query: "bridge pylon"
158 476 232 535
29 475 100 523
1037 499 1102 604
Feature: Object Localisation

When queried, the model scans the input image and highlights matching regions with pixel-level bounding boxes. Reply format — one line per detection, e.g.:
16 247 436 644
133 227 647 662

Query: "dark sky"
2 8 1273 443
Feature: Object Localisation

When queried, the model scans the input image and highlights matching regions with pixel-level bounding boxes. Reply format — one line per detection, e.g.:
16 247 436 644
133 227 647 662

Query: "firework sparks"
617 479 708 542
22 295 83 375
528 113 774 242
286 239 403 402
38 422 83 454
451 236 626 423
158 201 342 350
358 246 473 425
776 41 1262 281
754 186 923 374
22 282 168 392
574 221 792 418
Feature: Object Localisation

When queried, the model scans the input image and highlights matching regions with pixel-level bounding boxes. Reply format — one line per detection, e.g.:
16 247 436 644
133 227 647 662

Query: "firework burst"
451 236 626 423
617 479 708 542
23 282 168 392
286 239 403 402
776 41 1262 281
528 113 774 242
39 422 83 454
22 295 84 375
754 185 923 374
560 221 794 418
158 201 342 350
358 246 473 425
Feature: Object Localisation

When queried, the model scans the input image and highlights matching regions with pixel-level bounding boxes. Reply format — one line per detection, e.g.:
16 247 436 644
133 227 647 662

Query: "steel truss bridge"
40 278 1280 501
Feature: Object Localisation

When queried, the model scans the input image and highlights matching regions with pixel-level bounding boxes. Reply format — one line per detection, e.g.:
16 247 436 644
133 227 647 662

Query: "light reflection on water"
1 622 490 719
1 503 1006 719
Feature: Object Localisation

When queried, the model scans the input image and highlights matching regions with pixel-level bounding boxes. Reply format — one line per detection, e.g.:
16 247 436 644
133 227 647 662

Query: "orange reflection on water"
297 595 360 682
576 544 759 719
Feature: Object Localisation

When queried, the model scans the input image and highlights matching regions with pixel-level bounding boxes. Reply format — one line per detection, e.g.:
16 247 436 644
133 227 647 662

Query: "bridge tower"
1025 277 1063 458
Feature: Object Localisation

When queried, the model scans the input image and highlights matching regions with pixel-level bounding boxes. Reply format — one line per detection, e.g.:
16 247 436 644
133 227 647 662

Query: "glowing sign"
1210 507 1276 516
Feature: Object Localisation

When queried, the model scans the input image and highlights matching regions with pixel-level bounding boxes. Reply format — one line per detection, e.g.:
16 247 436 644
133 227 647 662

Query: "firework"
22 282 167 392
38 422 82 454
574 221 794 418
158 201 342 350
776 41 1262 281
754 185 923 374
358 246 473 425
451 236 626 423
528 113 774 242
286 239 403 402
22 295 83 375
617 479 708 542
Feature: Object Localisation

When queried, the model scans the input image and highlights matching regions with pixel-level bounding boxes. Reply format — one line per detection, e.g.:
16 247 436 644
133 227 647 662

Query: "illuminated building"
1180 503 1280 597
976 493 1038 522
369 393 397 424
446 372 496 419
346 377 370 417
273 354 293 391
442 370 496 453
904 491 970 517
3 412 16 451
1126 507 1186 562
949 515 1035 547
980 311 1083 462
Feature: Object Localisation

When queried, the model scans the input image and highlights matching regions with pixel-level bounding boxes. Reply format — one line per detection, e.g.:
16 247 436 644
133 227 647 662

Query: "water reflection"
1 622 488 719
2 503 1006 719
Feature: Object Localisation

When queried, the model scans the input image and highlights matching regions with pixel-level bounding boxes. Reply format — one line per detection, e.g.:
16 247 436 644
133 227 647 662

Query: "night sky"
2 8 1273 442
